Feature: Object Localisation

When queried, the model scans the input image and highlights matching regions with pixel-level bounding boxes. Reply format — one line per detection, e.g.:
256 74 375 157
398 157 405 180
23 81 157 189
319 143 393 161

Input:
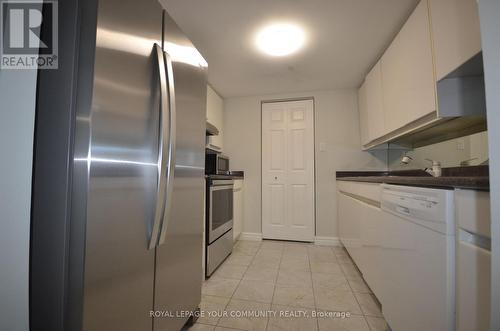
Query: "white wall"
0 69 37 331
224 89 386 238
478 1 500 329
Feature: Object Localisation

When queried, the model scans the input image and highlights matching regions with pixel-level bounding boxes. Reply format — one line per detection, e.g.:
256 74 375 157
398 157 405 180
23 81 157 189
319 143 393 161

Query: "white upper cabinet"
365 62 386 139
429 0 482 81
381 33 406 133
357 82 369 146
357 0 484 148
358 61 385 147
206 85 224 151
381 0 436 132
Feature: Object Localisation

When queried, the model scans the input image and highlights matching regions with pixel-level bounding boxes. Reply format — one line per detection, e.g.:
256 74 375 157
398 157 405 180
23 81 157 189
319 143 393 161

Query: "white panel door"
262 100 314 241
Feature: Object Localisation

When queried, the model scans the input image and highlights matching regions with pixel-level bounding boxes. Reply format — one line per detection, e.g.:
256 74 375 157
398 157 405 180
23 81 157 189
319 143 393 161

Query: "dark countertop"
336 165 489 191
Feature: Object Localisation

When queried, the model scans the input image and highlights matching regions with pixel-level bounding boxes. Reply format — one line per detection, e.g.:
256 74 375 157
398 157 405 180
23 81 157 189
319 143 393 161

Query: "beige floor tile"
276 270 312 287
250 255 281 269
333 249 350 258
310 261 342 274
365 316 388 331
347 277 371 294
202 278 240 298
280 257 311 272
272 285 316 309
267 305 318 331
214 327 242 331
232 280 275 303
354 293 383 317
224 253 254 267
317 313 370 331
312 273 350 291
281 253 309 262
233 245 260 256
335 254 354 265
235 240 262 248
188 323 215 331
243 266 279 283
233 241 261 256
313 287 362 314
282 245 309 258
217 299 270 331
340 263 362 279
198 295 230 326
260 240 285 251
211 264 248 280
285 240 313 246
254 249 282 260
308 246 333 253
309 251 337 263
284 244 310 252
308 246 337 262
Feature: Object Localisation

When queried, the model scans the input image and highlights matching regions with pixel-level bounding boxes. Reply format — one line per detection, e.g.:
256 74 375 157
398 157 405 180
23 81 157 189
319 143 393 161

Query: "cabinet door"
365 62 385 139
357 82 369 146
233 180 243 241
382 0 436 132
399 0 436 121
429 0 481 81
381 34 406 132
206 85 224 150
457 239 491 331
337 192 362 263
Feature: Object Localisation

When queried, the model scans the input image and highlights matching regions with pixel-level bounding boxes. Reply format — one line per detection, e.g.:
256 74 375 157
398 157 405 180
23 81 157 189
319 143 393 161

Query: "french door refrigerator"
30 0 207 330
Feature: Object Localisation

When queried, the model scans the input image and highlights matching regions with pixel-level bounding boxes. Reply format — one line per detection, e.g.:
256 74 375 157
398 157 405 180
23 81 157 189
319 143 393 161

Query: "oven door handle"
210 185 234 191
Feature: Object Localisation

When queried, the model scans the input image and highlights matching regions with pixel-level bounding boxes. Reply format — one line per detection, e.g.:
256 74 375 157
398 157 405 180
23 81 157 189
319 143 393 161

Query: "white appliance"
380 184 455 331
455 189 491 331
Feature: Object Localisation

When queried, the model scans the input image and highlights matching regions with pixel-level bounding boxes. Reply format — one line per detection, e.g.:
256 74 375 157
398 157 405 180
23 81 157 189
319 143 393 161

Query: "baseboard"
314 236 341 246
239 232 263 241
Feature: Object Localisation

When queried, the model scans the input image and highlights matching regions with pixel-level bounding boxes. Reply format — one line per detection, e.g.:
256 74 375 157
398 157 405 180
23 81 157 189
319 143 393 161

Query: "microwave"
205 153 229 175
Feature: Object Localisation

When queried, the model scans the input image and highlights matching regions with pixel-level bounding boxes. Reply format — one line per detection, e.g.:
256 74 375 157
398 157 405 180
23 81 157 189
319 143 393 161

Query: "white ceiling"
161 0 419 98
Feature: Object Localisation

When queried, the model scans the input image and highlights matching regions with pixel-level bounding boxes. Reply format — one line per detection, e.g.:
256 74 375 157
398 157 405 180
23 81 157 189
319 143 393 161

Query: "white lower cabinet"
233 179 244 241
338 181 459 331
455 189 491 331
337 182 384 296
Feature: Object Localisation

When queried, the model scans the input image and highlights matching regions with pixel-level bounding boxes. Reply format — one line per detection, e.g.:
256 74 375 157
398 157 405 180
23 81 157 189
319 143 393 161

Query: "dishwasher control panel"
381 184 454 234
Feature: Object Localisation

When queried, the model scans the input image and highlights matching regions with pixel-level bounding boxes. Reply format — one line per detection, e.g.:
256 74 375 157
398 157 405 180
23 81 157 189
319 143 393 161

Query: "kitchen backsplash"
387 130 489 171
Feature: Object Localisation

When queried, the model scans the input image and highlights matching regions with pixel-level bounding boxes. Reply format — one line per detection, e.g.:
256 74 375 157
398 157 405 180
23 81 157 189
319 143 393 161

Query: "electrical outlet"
457 140 465 150
319 142 327 152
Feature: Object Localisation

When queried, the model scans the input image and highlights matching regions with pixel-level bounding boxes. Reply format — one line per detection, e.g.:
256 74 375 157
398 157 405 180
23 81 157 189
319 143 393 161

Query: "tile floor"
189 240 388 331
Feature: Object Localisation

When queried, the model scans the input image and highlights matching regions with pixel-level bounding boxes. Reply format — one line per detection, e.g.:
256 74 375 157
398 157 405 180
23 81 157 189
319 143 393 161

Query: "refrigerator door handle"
158 50 176 246
149 43 170 250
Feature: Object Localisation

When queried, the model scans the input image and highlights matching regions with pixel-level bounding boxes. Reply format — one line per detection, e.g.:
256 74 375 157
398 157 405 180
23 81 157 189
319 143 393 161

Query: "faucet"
424 159 442 177
400 152 413 165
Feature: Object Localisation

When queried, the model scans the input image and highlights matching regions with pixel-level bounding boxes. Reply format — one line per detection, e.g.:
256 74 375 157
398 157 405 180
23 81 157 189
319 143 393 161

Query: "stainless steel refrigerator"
30 0 207 330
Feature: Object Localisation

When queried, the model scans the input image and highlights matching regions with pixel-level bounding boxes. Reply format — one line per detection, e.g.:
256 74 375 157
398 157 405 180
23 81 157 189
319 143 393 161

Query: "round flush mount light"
255 23 306 57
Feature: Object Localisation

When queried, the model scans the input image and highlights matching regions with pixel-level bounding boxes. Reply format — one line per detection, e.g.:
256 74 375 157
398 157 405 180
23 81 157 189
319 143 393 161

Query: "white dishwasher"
380 184 455 331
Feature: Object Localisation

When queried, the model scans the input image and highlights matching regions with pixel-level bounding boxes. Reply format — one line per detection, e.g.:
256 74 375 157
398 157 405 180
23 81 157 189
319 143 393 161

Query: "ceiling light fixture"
255 23 306 57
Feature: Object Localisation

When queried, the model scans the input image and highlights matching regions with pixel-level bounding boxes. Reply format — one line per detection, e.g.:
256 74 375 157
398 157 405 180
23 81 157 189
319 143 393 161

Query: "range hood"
206 121 219 136
369 52 487 150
